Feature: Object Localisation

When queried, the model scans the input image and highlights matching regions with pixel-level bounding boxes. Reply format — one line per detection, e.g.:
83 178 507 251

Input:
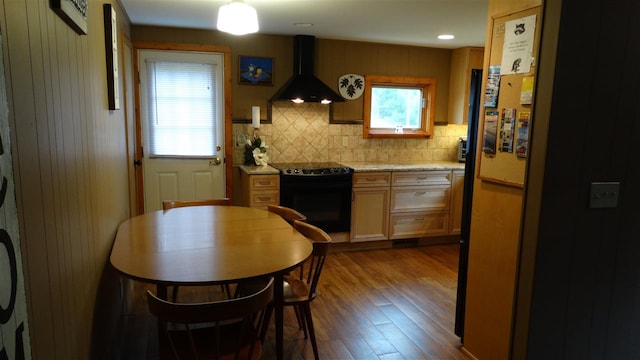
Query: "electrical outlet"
342 137 349 147
234 134 247 149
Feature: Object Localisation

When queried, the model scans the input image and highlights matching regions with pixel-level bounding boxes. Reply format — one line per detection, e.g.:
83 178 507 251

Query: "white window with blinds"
143 54 223 157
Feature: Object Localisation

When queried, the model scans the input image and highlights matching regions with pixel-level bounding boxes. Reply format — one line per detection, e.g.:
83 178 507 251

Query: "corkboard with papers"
478 6 541 187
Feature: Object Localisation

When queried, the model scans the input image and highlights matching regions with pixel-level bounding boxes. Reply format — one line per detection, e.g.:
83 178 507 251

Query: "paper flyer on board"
500 108 517 153
501 14 537 75
516 112 530 158
520 76 534 105
483 111 498 154
484 65 501 108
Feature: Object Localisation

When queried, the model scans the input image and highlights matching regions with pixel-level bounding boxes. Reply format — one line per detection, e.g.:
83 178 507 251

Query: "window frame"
363 75 436 139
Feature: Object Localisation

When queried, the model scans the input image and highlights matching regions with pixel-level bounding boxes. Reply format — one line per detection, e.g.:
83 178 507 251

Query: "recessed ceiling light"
438 34 455 40
294 23 313 27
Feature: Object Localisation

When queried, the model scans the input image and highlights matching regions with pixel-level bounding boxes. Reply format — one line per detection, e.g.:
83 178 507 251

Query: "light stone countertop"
342 161 465 172
238 164 280 175
238 161 465 175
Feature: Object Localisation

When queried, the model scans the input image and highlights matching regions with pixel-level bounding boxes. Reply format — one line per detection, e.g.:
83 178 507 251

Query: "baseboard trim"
328 234 459 252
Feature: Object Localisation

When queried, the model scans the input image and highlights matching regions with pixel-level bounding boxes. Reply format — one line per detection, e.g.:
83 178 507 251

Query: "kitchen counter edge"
238 164 280 175
343 161 465 172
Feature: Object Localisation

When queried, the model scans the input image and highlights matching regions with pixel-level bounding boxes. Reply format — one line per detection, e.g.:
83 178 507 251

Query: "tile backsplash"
232 102 468 165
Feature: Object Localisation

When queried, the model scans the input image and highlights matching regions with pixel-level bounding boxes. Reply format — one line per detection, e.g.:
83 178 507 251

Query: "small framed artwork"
238 56 273 86
103 4 120 110
50 0 88 35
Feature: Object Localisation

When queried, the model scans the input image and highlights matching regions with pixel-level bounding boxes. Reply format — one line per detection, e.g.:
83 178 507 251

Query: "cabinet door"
351 187 390 242
449 170 465 234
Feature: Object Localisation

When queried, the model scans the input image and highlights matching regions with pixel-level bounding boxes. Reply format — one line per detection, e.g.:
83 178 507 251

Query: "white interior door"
138 50 225 212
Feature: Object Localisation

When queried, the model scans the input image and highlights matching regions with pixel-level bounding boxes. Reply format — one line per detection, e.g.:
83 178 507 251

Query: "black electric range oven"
270 162 353 233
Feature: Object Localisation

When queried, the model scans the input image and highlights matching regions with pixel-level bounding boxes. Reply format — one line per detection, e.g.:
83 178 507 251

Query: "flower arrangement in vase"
244 135 269 166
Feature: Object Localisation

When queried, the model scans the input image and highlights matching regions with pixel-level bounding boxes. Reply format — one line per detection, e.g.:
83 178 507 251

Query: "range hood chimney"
270 35 344 104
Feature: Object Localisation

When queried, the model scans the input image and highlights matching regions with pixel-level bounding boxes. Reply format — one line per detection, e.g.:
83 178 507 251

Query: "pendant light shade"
217 0 259 35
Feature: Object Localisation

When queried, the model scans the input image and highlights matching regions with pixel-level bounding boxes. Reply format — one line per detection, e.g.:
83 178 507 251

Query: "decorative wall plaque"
338 74 364 100
51 0 88 35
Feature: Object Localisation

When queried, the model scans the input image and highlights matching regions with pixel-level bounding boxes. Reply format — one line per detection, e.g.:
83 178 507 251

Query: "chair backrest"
267 204 307 225
146 278 274 359
162 198 232 210
292 220 331 298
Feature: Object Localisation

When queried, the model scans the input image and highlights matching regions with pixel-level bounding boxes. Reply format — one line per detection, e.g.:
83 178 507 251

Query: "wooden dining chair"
146 278 274 360
283 220 332 360
162 197 232 210
162 197 233 301
267 204 307 225
266 205 307 281
232 205 308 300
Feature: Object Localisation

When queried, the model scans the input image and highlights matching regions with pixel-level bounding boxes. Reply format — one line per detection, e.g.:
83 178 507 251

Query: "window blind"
145 60 218 157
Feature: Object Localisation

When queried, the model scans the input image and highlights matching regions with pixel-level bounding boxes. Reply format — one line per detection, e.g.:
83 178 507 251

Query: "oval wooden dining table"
110 205 313 360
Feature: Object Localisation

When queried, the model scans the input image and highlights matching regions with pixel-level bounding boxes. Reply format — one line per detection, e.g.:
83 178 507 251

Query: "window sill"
364 129 433 139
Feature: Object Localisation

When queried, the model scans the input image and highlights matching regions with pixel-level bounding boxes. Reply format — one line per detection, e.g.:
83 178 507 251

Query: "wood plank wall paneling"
317 39 452 123
131 26 453 124
0 0 132 358
519 0 640 358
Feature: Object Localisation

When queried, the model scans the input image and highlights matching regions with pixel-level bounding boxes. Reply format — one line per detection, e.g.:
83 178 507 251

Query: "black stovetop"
270 162 352 175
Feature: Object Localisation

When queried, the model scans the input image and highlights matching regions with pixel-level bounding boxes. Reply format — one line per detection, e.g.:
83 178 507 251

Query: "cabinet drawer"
249 175 279 190
353 172 391 187
249 190 279 208
390 185 450 212
389 211 449 239
391 171 451 187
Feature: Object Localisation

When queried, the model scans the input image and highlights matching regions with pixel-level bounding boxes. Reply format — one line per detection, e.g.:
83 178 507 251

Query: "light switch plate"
589 182 620 209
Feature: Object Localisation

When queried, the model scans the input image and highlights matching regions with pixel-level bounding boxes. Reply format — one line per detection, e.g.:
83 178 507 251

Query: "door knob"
209 158 222 166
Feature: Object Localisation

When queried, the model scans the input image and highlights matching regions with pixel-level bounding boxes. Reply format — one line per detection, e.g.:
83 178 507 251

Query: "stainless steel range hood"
270 35 344 104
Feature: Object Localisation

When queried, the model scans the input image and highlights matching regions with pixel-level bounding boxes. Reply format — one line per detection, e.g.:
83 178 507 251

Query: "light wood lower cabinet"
351 172 390 242
350 169 462 242
239 172 279 209
389 170 451 239
389 210 449 239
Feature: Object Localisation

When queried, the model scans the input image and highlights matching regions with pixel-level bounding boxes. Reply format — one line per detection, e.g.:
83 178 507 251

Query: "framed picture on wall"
103 4 120 110
238 56 273 86
51 0 88 35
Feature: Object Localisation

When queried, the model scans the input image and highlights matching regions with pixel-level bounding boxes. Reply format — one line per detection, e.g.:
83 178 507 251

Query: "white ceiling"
119 0 489 49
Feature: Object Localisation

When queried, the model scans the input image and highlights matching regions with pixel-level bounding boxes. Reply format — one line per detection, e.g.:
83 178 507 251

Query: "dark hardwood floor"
121 243 470 359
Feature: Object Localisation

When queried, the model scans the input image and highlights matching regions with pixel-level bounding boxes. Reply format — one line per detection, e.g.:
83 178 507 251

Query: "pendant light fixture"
216 0 259 35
